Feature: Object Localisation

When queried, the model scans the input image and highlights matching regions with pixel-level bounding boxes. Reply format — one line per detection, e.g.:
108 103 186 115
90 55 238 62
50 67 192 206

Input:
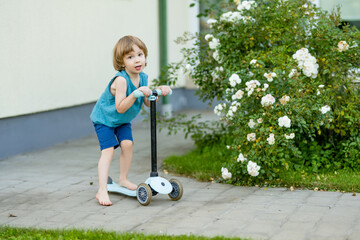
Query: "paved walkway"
1 111 360 240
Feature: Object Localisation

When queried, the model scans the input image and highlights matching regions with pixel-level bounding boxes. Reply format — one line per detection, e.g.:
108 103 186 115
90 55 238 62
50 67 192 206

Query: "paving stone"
270 230 307 240
0 110 359 240
310 220 353 239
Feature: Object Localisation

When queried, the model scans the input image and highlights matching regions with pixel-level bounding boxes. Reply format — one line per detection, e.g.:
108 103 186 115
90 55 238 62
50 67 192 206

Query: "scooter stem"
150 91 158 177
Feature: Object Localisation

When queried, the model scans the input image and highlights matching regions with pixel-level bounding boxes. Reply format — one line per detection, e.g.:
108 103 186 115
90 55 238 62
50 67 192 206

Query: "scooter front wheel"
137 183 152 206
168 178 183 201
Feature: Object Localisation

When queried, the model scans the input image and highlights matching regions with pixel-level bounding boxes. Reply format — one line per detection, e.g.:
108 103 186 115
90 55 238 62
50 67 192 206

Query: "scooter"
107 89 183 206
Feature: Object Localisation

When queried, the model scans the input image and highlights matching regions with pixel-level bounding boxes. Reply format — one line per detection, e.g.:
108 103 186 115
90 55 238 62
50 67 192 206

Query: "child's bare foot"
119 179 138 190
96 190 112 206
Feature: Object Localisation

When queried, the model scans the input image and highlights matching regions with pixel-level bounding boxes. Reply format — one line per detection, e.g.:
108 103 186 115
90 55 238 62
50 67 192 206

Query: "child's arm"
157 85 171 96
143 95 150 107
153 85 171 103
113 77 151 113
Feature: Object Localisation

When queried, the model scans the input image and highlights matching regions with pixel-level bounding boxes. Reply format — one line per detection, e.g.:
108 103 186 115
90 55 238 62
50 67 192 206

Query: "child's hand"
138 86 152 97
158 86 171 96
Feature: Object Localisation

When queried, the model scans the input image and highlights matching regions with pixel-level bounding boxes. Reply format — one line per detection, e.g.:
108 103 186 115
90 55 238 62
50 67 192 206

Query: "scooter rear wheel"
137 183 152 206
168 178 183 201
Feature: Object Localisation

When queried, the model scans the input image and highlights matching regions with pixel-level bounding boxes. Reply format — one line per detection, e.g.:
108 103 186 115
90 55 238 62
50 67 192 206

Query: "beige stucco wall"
168 0 199 89
320 0 360 21
0 0 196 119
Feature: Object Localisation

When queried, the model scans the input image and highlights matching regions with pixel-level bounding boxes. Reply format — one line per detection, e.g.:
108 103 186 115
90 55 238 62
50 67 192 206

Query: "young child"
90 35 171 206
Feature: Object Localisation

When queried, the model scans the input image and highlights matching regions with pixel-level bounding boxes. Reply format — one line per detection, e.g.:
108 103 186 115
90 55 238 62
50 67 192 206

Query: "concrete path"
1 111 360 240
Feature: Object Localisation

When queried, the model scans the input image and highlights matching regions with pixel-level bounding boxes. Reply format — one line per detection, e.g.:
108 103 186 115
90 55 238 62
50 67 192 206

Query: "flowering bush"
161 0 360 184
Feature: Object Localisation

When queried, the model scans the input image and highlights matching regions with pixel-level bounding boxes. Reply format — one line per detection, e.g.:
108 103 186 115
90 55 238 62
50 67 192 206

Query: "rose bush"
159 0 360 185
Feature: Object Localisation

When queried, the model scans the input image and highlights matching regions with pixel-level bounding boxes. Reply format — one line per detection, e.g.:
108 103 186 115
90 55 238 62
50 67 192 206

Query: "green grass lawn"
0 226 249 240
163 145 360 193
163 144 233 182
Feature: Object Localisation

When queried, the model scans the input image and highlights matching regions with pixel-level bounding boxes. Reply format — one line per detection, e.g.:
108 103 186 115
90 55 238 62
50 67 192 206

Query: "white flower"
257 118 263 123
213 50 221 62
350 41 358 48
245 80 261 95
214 103 226 116
261 94 276 107
320 105 331 114
185 64 192 72
293 47 309 59
237 0 257 11
245 80 261 88
231 101 241 108
247 133 256 142
279 95 290 105
289 69 299 78
207 18 217 28
267 133 275 145
250 59 257 65
229 74 241 87
212 67 224 80
232 90 244 100
285 133 295 139
220 11 233 22
220 11 244 23
237 153 247 163
227 102 239 119
292 48 318 78
247 161 260 177
248 119 257 129
264 72 277 82
209 38 220 50
318 84 324 88
337 41 349 52
262 83 269 92
211 71 219 80
205 34 213 41
221 167 232 180
225 88 233 95
302 58 319 78
278 116 291 128
243 16 256 23
230 101 240 112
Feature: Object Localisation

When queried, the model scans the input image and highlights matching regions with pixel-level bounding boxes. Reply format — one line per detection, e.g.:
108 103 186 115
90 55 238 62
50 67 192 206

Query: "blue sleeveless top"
90 71 148 127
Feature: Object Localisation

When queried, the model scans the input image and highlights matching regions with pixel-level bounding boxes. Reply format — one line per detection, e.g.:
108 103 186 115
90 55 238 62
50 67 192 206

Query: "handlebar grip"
133 90 144 98
133 89 173 99
155 89 173 96
155 89 162 96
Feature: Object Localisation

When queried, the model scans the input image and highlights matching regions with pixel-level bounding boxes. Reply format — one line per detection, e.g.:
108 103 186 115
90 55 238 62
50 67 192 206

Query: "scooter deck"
107 177 136 197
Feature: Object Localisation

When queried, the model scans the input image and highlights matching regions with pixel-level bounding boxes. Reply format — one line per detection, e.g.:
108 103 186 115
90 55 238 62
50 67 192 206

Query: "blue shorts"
93 123 133 150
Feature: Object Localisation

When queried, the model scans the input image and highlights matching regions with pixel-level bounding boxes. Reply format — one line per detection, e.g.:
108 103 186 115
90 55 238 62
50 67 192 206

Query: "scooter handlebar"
133 89 172 98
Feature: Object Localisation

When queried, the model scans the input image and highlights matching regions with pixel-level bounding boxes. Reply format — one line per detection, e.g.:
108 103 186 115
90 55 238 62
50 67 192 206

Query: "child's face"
123 45 146 75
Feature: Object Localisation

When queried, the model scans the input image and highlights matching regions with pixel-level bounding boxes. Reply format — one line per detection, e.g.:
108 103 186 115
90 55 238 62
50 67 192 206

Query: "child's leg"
119 140 137 190
96 147 114 206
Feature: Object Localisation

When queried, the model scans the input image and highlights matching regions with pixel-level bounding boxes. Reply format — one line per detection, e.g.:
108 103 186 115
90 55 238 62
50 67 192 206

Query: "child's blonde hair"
113 35 148 71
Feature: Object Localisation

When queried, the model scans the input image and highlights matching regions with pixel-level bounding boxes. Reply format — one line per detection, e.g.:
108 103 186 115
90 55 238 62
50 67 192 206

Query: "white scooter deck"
107 177 136 197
